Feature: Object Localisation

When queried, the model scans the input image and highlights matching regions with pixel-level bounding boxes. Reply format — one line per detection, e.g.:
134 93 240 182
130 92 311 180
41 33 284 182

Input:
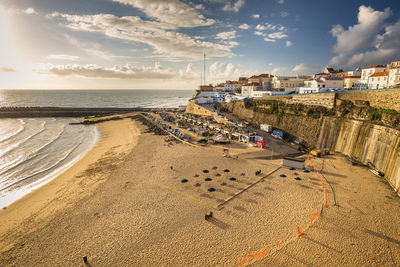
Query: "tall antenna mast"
203 53 206 85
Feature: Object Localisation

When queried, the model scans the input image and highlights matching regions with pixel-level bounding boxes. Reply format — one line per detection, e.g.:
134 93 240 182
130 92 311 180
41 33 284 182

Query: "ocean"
0 89 193 208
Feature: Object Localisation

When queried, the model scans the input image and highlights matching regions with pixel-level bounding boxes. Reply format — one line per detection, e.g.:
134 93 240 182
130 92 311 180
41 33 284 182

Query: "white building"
247 73 274 90
224 81 239 92
241 82 265 97
271 76 307 90
299 78 328 94
368 71 389 89
225 94 244 102
388 60 400 87
324 77 344 90
361 65 388 89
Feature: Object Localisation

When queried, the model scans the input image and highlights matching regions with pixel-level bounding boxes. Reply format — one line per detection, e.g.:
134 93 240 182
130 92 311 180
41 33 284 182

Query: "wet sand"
0 117 399 266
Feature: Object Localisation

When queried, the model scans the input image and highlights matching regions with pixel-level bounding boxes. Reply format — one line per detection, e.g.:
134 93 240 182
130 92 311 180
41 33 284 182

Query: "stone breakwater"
188 89 400 194
0 107 179 118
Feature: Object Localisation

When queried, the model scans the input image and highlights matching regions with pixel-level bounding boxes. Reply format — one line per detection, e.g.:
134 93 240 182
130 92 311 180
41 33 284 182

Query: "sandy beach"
0 115 399 266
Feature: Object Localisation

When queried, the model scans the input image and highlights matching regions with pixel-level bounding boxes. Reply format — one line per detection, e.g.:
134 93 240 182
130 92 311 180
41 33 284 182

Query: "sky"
0 0 400 89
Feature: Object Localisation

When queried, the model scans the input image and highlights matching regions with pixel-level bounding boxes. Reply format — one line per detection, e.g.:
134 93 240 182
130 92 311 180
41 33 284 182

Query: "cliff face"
218 91 400 194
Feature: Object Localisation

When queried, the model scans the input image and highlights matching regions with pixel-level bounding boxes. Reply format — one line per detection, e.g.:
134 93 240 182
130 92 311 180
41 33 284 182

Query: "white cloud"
64 35 114 60
216 30 237 40
277 0 284 4
329 5 397 68
268 32 288 39
255 24 266 30
0 67 17 72
265 24 277 31
46 54 80 61
111 0 215 28
50 13 234 59
222 0 245 13
280 11 289 17
252 14 260 19
271 67 285 75
330 5 391 54
35 62 180 79
24 8 38 15
292 63 320 75
254 31 265 36
264 37 276 42
238 23 250 30
286 41 292 47
209 61 242 82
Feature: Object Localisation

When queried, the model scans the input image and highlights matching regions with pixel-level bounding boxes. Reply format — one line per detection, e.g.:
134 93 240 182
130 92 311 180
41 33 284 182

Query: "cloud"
268 32 288 39
254 31 265 36
329 5 398 68
238 23 250 30
0 67 17 72
264 37 276 42
252 14 260 19
277 0 284 4
46 54 80 61
255 24 266 30
271 67 284 75
280 11 289 17
35 62 178 79
209 61 243 82
216 30 237 40
24 8 38 15
222 0 245 13
330 5 391 54
50 13 234 59
286 41 292 47
111 0 215 28
64 34 114 60
292 63 321 75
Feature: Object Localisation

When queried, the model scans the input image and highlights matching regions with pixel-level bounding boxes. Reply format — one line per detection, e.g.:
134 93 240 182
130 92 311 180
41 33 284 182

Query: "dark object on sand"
303 170 310 173
240 173 245 176
280 174 287 178
203 170 209 173
205 211 213 220
205 178 212 181
221 182 227 186
215 173 221 177
212 166 218 170
295 177 302 181
181 179 189 183
208 188 216 192
255 170 261 175
294 172 298 175
223 169 230 173
194 183 201 187
170 166 173 170
194 174 199 177
290 167 295 170
83 256 88 263
229 177 237 181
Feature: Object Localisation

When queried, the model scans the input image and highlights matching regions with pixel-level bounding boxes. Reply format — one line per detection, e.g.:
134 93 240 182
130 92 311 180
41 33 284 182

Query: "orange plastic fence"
297 226 307 236
236 154 329 265
236 247 270 266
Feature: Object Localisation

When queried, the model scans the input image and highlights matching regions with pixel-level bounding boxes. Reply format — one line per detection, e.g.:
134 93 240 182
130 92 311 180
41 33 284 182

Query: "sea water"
0 89 193 208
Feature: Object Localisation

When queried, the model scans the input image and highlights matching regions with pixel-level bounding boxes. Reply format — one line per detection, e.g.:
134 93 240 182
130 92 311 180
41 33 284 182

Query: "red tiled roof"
364 65 386 69
314 73 330 75
370 71 389 77
243 82 261 86
250 73 274 79
343 76 361 79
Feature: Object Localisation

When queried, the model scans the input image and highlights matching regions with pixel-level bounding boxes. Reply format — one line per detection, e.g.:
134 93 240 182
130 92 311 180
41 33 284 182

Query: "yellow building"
343 75 361 89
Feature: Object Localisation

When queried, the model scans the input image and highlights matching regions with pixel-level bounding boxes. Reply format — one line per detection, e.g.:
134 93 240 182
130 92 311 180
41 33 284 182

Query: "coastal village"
192 59 400 104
